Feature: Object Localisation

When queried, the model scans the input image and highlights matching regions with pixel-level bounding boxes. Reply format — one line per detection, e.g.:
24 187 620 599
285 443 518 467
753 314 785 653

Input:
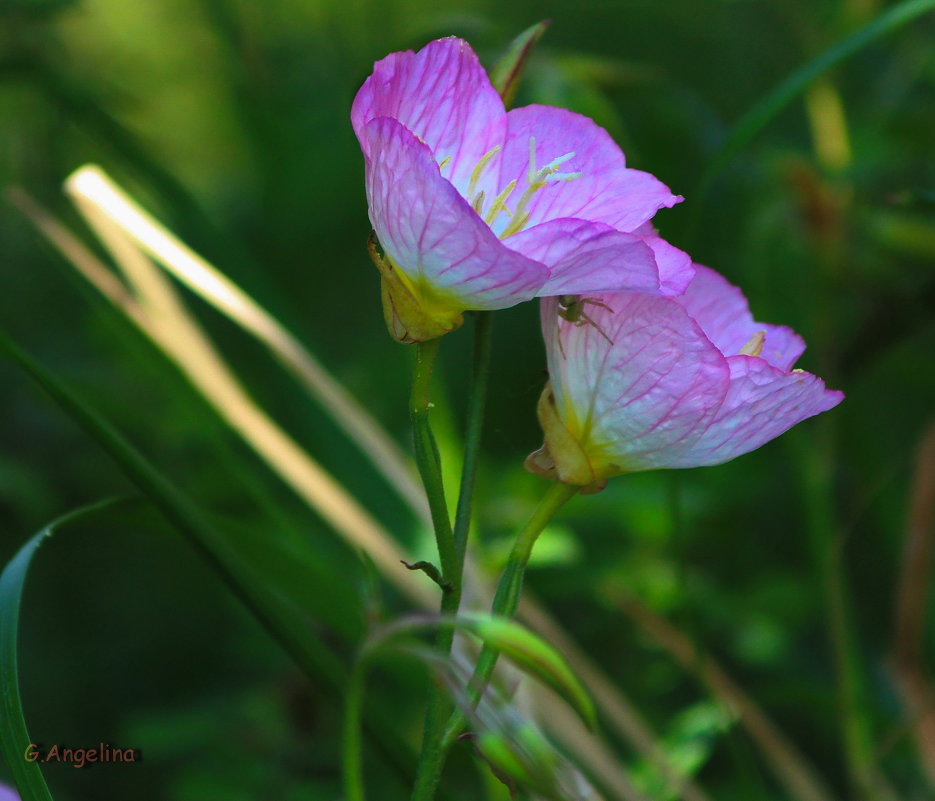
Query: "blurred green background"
1 0 934 799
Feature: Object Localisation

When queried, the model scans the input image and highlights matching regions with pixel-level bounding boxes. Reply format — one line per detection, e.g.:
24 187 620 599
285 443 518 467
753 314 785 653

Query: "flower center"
441 138 582 238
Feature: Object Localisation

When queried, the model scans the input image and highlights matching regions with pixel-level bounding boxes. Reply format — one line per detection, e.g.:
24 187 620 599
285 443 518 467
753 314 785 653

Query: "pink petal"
365 117 547 310
677 265 806 370
544 293 729 473
351 38 506 193
668 356 845 467
505 218 659 296
493 105 682 235
638 233 695 297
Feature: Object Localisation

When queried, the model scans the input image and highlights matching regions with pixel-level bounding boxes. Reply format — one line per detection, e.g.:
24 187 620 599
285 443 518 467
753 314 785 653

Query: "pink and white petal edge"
668 356 844 467
351 37 505 191
365 117 547 310
506 218 660 296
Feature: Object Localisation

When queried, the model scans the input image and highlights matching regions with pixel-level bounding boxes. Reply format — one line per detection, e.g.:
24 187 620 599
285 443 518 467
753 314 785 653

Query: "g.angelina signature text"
25 743 141 768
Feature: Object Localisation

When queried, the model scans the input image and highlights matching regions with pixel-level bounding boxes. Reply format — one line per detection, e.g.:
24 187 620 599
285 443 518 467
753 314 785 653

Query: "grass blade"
14 183 710 801
695 0 935 202
0 498 126 801
64 165 429 524
0 330 425 789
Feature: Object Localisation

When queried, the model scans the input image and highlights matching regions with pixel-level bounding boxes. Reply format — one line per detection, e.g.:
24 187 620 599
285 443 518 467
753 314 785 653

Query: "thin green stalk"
452 311 494 566
443 481 579 744
410 337 463 801
343 657 369 801
410 313 496 801
410 338 457 587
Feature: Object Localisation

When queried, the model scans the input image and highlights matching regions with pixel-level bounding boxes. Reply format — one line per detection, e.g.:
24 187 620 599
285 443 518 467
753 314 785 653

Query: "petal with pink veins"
352 38 505 192
365 117 547 310
667 356 845 467
505 218 660 296
637 233 695 297
677 265 806 370
493 105 682 236
544 293 730 474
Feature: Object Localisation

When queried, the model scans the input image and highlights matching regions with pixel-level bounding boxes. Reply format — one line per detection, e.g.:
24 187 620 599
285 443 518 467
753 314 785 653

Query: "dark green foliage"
2 1 934 799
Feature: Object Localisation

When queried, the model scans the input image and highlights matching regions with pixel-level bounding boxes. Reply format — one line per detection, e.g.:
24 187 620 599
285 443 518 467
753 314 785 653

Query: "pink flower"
527 265 844 488
352 37 689 342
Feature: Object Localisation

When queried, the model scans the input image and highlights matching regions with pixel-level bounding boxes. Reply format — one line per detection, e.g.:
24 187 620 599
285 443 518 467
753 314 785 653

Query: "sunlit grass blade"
63 165 430 524
14 183 712 801
0 498 128 801
15 170 708 800
10 189 434 609
694 0 935 202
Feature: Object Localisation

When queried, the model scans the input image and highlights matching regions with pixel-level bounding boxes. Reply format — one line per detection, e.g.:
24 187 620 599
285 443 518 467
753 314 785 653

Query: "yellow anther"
500 211 530 239
739 331 766 357
437 155 452 173
468 145 502 200
472 190 486 214
485 180 517 225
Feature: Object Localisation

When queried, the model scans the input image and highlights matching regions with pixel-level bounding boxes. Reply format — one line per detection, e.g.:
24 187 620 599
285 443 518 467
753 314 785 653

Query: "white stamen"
500 140 580 239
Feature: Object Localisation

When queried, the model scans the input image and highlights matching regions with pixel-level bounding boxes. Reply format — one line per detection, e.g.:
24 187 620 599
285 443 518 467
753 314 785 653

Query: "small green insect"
556 295 614 357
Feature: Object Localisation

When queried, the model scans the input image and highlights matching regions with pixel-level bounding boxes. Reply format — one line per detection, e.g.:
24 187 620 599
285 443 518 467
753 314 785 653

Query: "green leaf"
489 20 550 107
695 0 935 202
365 613 596 731
0 330 416 786
1 498 126 801
457 614 596 731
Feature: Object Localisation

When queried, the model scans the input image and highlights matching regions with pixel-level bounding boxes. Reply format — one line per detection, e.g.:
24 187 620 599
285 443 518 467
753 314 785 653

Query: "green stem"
452 311 494 567
443 481 578 744
410 315 494 801
343 658 368 801
410 338 457 587
410 337 462 801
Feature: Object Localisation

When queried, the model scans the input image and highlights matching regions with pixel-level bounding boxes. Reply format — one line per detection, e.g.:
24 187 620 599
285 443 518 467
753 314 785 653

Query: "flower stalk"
408 335 463 801
342 657 368 801
441 481 578 747
410 313 495 801
452 311 494 566
410 338 458 591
